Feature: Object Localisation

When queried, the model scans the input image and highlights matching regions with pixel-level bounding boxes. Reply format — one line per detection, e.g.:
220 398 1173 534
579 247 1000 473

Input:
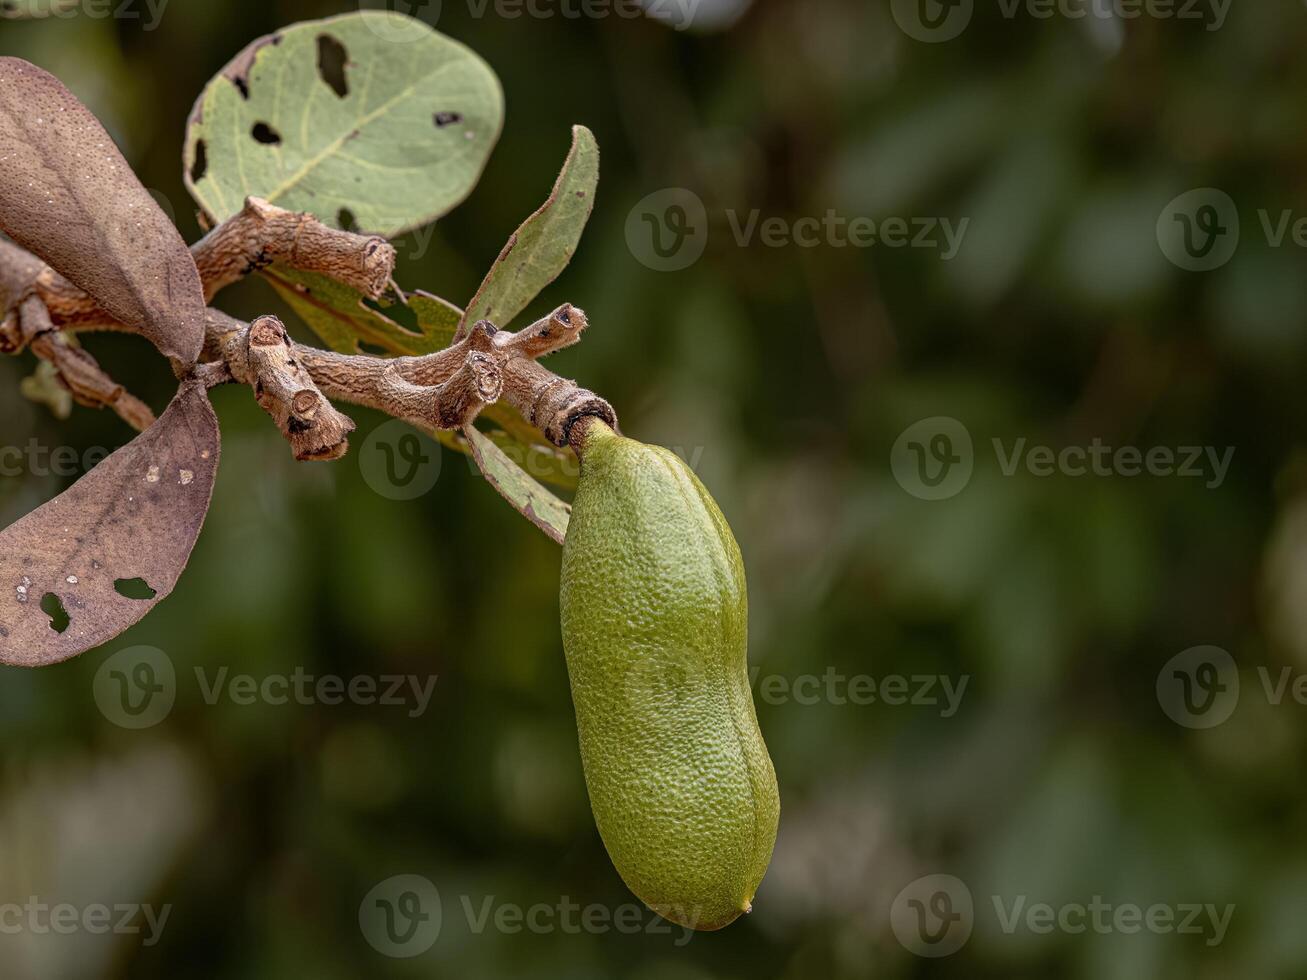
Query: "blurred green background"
4 0 1307 976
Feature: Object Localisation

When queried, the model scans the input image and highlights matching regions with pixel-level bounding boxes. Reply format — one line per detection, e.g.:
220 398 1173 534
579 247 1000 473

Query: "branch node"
244 315 356 461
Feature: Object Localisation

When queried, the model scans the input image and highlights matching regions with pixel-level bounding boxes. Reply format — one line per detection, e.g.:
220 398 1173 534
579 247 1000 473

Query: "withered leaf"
0 58 205 368
0 380 220 667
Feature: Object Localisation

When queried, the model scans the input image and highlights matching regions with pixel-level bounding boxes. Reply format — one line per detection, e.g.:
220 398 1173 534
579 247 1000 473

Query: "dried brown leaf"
0 380 220 667
0 58 205 368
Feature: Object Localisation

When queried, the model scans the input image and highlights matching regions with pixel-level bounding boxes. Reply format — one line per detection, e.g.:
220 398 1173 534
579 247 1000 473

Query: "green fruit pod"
560 421 780 931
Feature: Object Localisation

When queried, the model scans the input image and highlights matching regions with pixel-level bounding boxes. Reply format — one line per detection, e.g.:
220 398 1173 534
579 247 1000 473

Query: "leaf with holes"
184 11 504 237
461 125 599 336
0 380 220 668
464 426 571 544
0 58 206 368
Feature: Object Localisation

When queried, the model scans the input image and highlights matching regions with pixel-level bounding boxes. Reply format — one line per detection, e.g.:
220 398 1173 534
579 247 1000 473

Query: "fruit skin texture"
560 422 779 931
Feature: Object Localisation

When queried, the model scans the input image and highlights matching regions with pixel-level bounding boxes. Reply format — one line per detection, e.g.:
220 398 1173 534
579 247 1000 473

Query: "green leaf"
184 11 504 236
464 427 571 545
476 415 580 490
462 125 599 333
264 267 460 356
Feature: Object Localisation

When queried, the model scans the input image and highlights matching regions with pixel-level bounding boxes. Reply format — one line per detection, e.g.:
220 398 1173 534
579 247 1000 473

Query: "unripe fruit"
559 421 779 931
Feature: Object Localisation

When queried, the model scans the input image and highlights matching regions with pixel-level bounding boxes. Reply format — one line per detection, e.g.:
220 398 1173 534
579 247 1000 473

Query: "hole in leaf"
232 75 250 100
114 578 157 601
337 208 359 232
190 139 208 183
317 34 350 98
252 122 282 145
41 593 69 634
433 111 463 128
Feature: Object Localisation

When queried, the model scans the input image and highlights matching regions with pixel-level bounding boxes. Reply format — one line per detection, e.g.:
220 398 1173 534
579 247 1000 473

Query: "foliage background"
2 0 1307 977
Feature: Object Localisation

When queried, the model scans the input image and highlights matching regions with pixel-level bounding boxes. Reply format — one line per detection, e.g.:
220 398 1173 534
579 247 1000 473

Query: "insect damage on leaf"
0 381 220 668
0 58 206 369
183 11 505 237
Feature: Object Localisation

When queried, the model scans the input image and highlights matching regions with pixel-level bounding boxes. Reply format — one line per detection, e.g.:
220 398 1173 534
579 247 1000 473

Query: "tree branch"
19 296 156 431
193 197 396 302
2 196 397 332
1 205 618 460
